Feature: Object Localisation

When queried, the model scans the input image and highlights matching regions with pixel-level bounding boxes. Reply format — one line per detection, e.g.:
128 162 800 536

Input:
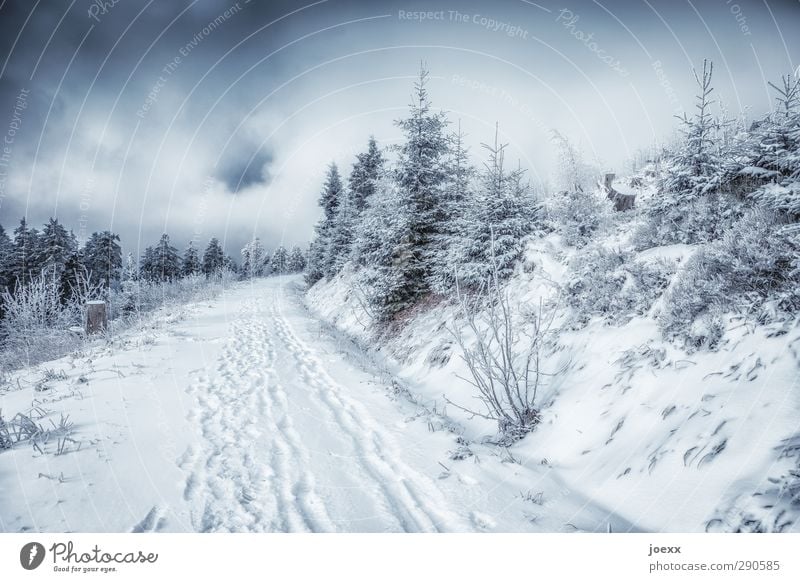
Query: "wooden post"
86 300 107 334
604 173 615 190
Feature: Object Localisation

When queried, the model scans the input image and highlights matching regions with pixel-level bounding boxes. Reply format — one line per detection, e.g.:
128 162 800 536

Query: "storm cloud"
0 0 798 256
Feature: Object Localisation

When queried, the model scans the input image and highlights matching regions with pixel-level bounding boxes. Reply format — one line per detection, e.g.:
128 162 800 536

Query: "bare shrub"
446 250 560 443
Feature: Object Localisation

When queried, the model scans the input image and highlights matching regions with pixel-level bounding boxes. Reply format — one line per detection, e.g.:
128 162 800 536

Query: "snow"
306 244 800 532
1 276 633 532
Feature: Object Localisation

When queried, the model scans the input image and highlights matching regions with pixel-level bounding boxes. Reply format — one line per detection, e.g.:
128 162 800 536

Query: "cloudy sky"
0 0 797 256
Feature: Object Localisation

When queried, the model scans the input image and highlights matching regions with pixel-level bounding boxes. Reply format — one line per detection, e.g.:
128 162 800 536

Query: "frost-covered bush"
660 209 800 343
633 192 742 249
565 245 675 326
0 272 87 369
546 188 613 248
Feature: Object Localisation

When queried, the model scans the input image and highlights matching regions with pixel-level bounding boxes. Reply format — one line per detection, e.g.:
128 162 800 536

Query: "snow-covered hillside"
306 231 800 533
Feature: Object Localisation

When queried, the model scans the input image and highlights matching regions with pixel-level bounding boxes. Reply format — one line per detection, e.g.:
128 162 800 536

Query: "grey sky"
0 0 798 257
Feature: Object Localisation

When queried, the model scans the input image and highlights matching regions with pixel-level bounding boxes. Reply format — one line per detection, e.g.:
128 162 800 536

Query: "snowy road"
181 277 476 532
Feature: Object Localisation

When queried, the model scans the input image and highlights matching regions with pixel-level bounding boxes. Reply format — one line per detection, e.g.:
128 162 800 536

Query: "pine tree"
151 234 181 282
11 217 41 287
83 231 122 289
270 246 289 274
306 163 344 284
349 136 384 213
429 121 476 294
457 126 535 287
0 224 14 292
749 75 800 216
60 250 87 301
325 188 357 277
140 246 156 281
287 246 307 272
182 241 202 277
223 255 239 274
240 238 266 278
202 237 225 277
388 64 450 313
37 218 76 280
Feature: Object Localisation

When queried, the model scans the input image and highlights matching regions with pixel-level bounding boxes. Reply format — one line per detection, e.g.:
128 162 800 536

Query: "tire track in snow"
268 292 474 533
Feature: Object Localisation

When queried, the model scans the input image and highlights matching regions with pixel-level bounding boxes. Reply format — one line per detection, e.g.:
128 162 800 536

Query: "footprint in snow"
470 511 497 530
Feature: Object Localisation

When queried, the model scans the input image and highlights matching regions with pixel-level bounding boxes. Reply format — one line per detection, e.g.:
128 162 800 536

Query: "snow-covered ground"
1 276 637 532
306 240 800 533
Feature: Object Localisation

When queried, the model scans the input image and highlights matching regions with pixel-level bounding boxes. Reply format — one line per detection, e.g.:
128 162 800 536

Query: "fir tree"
83 231 122 289
240 238 267 279
182 241 202 277
306 163 344 284
388 64 450 313
349 136 384 213
202 237 225 277
11 217 41 287
151 234 181 282
270 246 289 274
0 224 14 292
37 218 76 280
287 246 307 272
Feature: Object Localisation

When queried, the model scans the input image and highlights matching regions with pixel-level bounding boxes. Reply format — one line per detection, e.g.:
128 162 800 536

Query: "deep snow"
1 276 635 532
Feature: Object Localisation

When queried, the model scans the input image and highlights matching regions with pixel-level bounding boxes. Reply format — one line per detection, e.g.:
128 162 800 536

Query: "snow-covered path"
1 275 634 533
181 280 477 532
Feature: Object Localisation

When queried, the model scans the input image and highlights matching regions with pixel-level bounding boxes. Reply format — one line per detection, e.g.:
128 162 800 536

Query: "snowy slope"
306 237 800 533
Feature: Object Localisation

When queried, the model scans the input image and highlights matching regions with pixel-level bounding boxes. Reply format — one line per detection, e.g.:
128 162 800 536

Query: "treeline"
306 67 540 321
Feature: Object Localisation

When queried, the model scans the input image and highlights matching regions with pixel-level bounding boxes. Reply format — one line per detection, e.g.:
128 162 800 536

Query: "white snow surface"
1 276 635 532
306 243 800 533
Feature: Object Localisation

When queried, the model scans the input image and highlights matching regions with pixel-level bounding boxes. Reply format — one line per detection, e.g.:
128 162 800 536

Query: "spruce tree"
388 65 450 313
270 246 288 274
306 163 344 284
0 224 14 292
83 231 122 289
349 136 384 213
11 217 41 287
37 218 76 280
182 241 202 277
202 237 225 277
152 234 181 282
287 246 307 272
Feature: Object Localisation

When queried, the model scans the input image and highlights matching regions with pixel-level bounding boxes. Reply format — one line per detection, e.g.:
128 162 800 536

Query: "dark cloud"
0 0 798 256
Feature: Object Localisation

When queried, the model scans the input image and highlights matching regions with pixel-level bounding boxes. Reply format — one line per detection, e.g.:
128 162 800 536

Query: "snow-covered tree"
182 241 202 277
270 246 288 273
287 245 306 272
428 122 476 294
202 237 225 277
83 230 122 289
455 126 537 287
349 136 384 213
749 75 800 217
325 188 357 277
37 218 77 280
149 234 181 282
386 64 450 313
306 163 344 285
0 224 13 292
11 217 41 287
352 177 412 321
551 130 598 194
240 238 267 279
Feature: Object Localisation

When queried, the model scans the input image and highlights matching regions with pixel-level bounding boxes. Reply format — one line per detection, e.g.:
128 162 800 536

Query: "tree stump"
86 301 107 335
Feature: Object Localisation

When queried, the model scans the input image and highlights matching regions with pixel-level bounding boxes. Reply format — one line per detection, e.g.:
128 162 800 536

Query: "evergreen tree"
287 246 307 272
0 224 13 292
202 237 225 277
349 136 384 213
749 75 800 216
387 64 450 313
223 254 239 274
270 246 289 273
151 234 181 282
325 188 357 277
306 163 344 284
182 241 202 277
83 230 122 289
139 246 157 281
11 217 41 287
37 218 76 280
457 127 535 287
60 250 87 301
429 122 476 294
240 238 267 278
